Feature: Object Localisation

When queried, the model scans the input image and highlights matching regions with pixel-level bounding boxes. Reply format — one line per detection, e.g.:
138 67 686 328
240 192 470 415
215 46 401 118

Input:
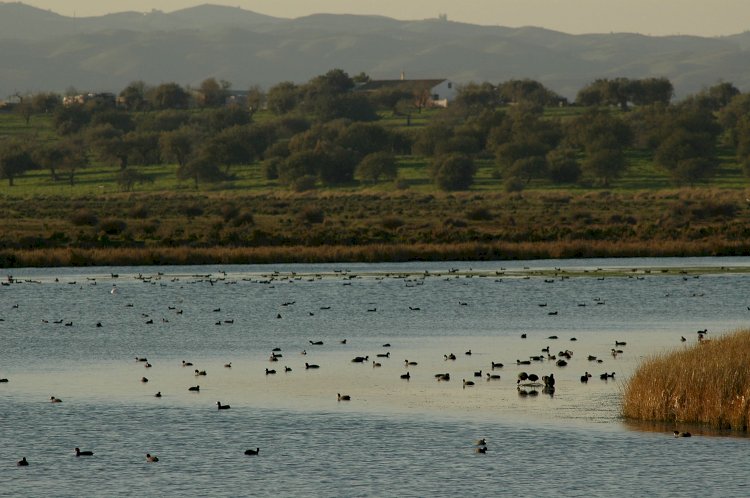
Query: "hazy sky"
21 0 750 36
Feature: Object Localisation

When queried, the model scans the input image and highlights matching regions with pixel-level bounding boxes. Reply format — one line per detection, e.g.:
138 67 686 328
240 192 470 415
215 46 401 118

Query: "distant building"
63 92 116 107
355 75 457 107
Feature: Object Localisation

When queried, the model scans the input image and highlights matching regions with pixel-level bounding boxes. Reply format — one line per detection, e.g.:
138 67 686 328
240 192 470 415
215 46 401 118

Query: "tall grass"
622 330 750 431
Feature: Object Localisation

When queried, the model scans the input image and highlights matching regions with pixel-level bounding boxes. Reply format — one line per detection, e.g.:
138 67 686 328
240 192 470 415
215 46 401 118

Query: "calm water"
2 257 750 496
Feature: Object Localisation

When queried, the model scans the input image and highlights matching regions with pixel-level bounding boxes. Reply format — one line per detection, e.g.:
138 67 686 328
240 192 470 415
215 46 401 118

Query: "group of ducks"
16 449 162 467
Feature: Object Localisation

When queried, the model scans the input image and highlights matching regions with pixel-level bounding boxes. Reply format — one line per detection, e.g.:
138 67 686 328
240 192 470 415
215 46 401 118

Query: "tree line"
0 71 748 191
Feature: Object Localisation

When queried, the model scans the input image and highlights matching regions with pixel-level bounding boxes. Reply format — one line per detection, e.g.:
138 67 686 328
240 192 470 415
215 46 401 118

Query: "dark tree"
150 83 190 110
267 81 300 115
160 127 199 168
198 78 231 107
0 140 37 186
119 81 149 111
431 153 477 191
356 152 398 183
177 155 227 187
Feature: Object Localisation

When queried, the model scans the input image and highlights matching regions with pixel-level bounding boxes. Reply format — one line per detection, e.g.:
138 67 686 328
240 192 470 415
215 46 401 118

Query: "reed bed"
622 330 750 431
2 239 750 268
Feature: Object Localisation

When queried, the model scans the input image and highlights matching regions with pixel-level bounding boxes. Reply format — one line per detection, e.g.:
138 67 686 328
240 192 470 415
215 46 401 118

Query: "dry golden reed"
622 329 750 431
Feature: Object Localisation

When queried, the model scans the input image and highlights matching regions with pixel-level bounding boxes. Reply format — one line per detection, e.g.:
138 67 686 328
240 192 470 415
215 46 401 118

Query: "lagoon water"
2 257 750 496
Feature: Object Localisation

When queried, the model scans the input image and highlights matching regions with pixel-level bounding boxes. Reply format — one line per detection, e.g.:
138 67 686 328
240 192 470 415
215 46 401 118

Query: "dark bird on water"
244 448 260 456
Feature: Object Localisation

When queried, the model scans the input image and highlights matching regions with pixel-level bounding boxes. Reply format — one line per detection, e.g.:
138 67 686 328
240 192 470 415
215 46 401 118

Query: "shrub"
504 176 525 192
292 175 317 192
298 207 325 224
231 211 255 227
181 204 204 218
129 204 149 219
466 207 493 221
381 216 404 230
220 203 239 222
262 157 282 180
99 218 127 235
71 209 98 227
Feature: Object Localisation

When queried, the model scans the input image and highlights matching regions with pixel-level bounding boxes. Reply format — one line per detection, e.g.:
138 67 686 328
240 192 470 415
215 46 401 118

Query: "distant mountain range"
1 2 749 100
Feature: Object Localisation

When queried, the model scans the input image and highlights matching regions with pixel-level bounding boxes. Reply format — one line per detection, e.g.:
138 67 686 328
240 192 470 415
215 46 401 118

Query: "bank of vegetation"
2 71 750 266
622 330 750 432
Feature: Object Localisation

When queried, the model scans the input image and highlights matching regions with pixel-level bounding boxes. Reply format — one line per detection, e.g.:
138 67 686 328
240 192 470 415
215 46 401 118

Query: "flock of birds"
5 266 717 468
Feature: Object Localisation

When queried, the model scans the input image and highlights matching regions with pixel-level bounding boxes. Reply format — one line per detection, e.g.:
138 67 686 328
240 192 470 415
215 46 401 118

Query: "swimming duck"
463 379 475 388
146 453 159 462
265 368 276 375
17 457 28 466
305 363 320 369
337 393 351 401
154 392 162 398
475 438 487 446
400 372 410 380
486 373 501 380
673 431 692 438
217 401 231 410
75 447 94 457
182 360 193 367
475 446 487 454
50 396 62 403
244 448 260 456
491 362 503 369
188 385 200 392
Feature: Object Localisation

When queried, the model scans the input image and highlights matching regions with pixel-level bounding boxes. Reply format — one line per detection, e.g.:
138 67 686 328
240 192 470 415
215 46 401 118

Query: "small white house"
356 76 457 107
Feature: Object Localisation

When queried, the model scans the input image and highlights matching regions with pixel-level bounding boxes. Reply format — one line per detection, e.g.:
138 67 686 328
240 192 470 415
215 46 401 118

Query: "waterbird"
376 352 390 358
475 438 487 446
17 457 28 466
474 370 482 377
463 379 475 388
141 377 149 383
284 366 292 372
405 359 417 366
75 448 94 457
444 353 456 361
475 446 487 454
673 431 692 438
400 372 410 380
244 448 260 456
486 373 501 380
491 362 503 369
465 350 472 355
217 401 231 410
195 369 207 376
436 373 450 381
527 374 539 382
50 396 62 403
188 385 200 392
352 356 369 363
580 372 592 383
305 363 320 369
146 453 159 462
265 368 276 375
372 361 382 368
309 341 324 346
521 333 527 338
337 393 351 401
224 362 232 368
615 340 627 346
182 360 193 367
600 372 615 380
154 392 162 398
